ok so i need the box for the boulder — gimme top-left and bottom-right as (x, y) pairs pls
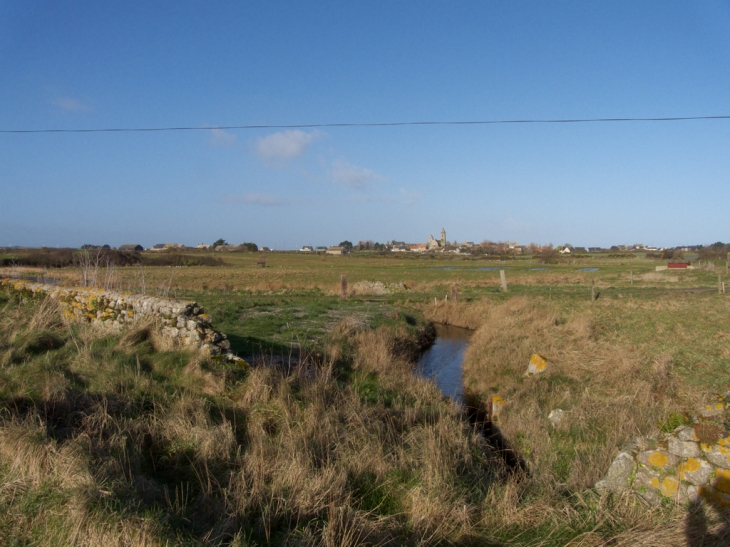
(524, 354), (548, 377)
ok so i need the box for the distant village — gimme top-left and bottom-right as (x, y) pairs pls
(81, 227), (706, 258)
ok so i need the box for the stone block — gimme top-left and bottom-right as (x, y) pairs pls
(678, 457), (714, 486)
(637, 450), (678, 471)
(676, 426), (699, 442)
(701, 438), (730, 469)
(595, 452), (635, 494)
(678, 482), (701, 504)
(668, 437), (701, 458)
(524, 354), (548, 377)
(650, 475), (680, 499)
(712, 468), (730, 494)
(700, 402), (726, 418)
(633, 466), (660, 490)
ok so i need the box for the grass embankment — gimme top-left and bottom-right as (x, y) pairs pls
(423, 289), (730, 545)
(2, 256), (730, 544)
(0, 292), (501, 546)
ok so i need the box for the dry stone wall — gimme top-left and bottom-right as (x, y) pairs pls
(1, 278), (231, 355)
(596, 396), (730, 507)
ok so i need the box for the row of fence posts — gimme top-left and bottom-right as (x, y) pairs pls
(339, 266), (730, 304)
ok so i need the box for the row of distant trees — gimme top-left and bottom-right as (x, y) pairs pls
(211, 239), (258, 252)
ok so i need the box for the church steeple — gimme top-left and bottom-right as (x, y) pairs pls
(440, 228), (446, 248)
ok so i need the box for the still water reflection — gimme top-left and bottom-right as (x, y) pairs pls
(417, 323), (472, 402)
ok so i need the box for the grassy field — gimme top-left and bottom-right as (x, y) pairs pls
(1, 251), (730, 545)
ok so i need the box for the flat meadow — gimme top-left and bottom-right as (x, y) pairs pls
(1, 249), (729, 545)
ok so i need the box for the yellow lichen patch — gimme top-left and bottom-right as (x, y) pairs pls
(648, 451), (670, 469)
(530, 354), (547, 371)
(650, 476), (679, 498)
(713, 469), (730, 494)
(718, 437), (730, 447)
(490, 396), (505, 418)
(678, 458), (702, 480)
(706, 403), (725, 413)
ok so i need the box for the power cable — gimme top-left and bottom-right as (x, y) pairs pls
(2, 115), (730, 134)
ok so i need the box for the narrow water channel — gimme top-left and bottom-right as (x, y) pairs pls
(417, 323), (472, 401)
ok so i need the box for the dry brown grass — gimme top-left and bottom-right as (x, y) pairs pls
(0, 295), (501, 546)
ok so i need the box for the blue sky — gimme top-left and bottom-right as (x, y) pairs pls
(1, 1), (729, 249)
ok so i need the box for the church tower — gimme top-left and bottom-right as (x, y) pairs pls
(440, 228), (446, 248)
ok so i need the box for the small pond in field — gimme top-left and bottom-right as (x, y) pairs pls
(417, 324), (473, 402)
(578, 268), (599, 272)
(1, 275), (61, 284)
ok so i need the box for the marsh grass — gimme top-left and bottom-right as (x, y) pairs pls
(0, 296), (504, 546)
(430, 291), (730, 545)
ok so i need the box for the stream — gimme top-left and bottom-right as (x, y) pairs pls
(417, 323), (472, 401)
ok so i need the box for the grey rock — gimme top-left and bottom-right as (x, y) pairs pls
(595, 452), (635, 494)
(548, 409), (566, 427)
(668, 437), (701, 458)
(633, 466), (660, 490)
(679, 457), (713, 486)
(636, 450), (679, 470)
(702, 444), (730, 469)
(676, 426), (698, 442)
(635, 488), (662, 506)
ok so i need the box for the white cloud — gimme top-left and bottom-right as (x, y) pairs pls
(210, 128), (236, 147)
(227, 192), (290, 206)
(52, 97), (92, 112)
(256, 130), (318, 159)
(331, 160), (383, 189)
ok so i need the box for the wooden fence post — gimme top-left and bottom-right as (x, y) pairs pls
(451, 283), (457, 301)
(591, 280), (596, 301)
(500, 270), (508, 292)
(719, 274), (723, 295)
(630, 271), (633, 285)
(340, 275), (347, 299)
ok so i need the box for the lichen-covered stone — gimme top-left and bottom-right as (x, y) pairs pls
(650, 475), (680, 499)
(0, 278), (230, 356)
(490, 396), (505, 419)
(700, 402), (726, 418)
(711, 468), (730, 494)
(668, 437), (701, 458)
(701, 438), (730, 469)
(524, 354), (548, 377)
(678, 457), (714, 486)
(637, 450), (678, 471)
(633, 466), (660, 490)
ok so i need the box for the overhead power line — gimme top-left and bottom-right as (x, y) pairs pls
(2, 115), (730, 134)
